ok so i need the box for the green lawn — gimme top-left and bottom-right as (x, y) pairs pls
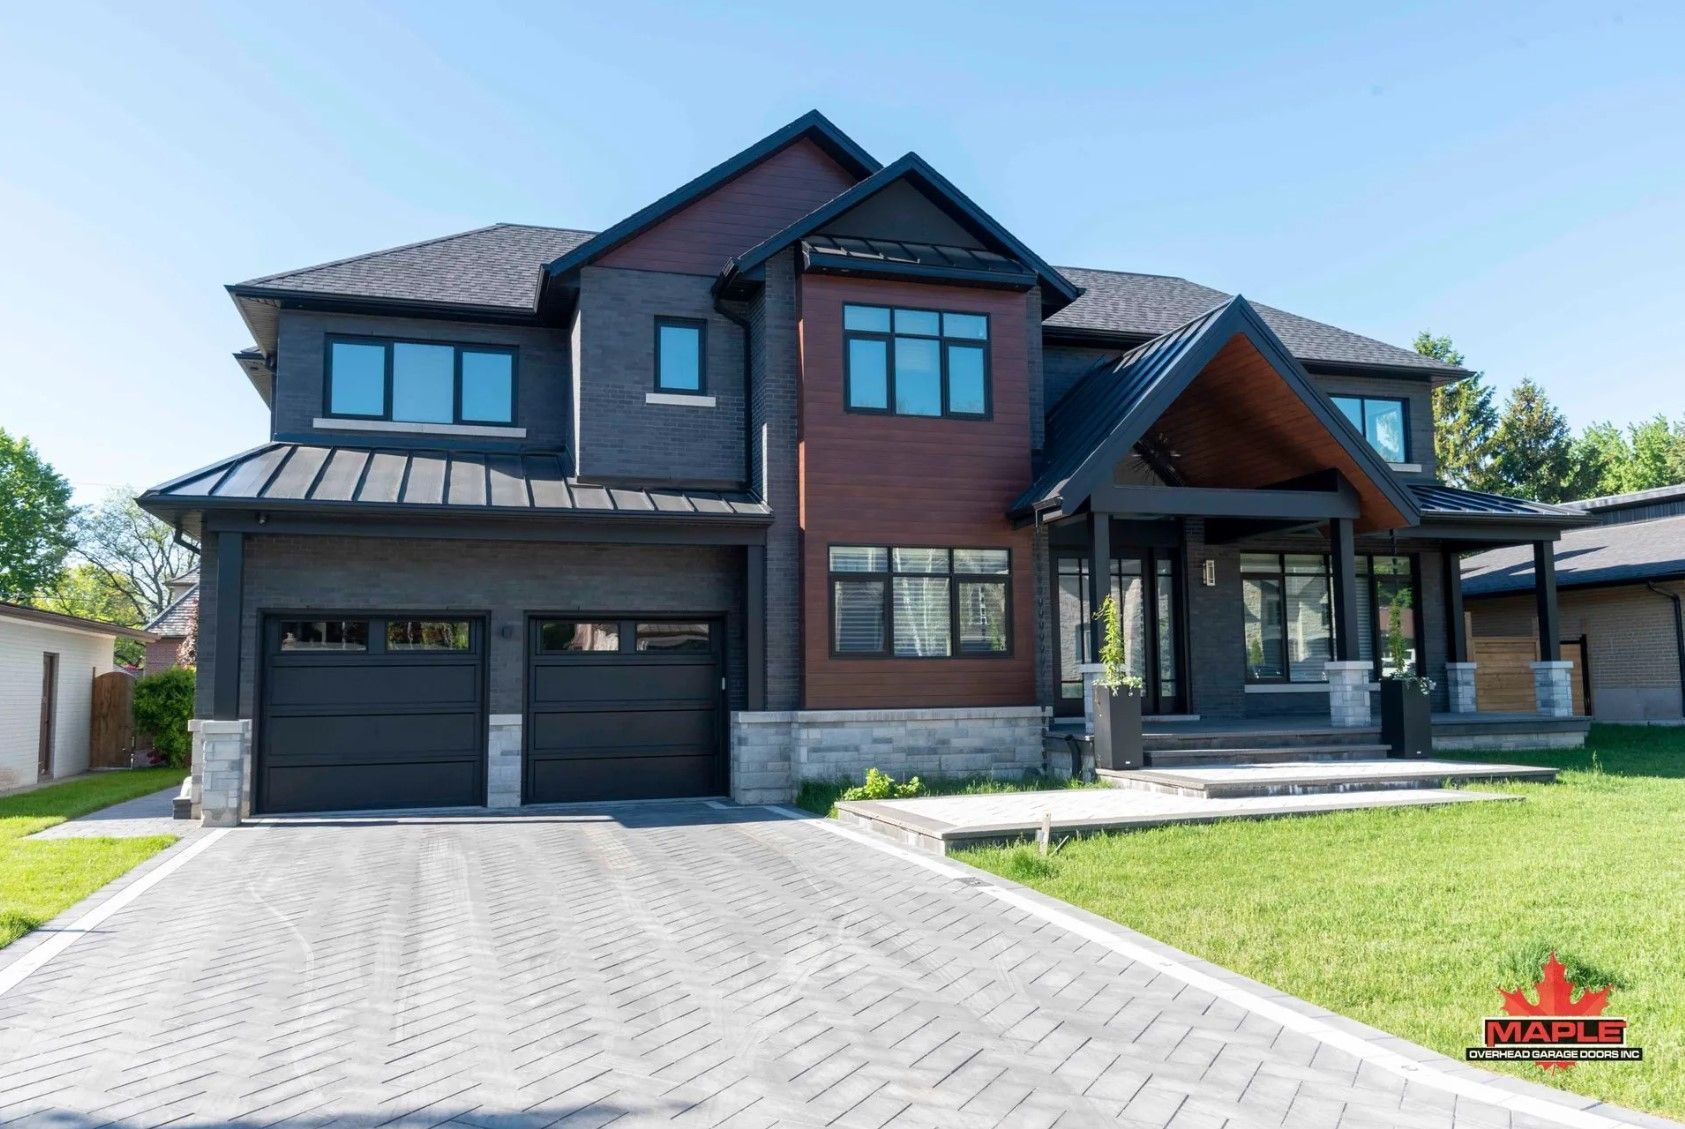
(796, 770), (1102, 818)
(955, 726), (1685, 1120)
(0, 768), (183, 949)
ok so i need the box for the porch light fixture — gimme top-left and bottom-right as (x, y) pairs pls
(1202, 559), (1217, 587)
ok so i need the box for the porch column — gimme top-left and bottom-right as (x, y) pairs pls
(1530, 539), (1573, 715)
(1328, 517), (1359, 662)
(1443, 551), (1478, 712)
(199, 530), (249, 826)
(1087, 510), (1110, 659)
(211, 531), (244, 720)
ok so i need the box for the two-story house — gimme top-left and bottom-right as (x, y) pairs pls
(140, 112), (1589, 824)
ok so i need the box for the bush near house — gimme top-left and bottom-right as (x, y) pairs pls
(133, 667), (195, 768)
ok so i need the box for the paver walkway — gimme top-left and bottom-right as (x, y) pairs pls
(0, 801), (1669, 1128)
(28, 785), (182, 840)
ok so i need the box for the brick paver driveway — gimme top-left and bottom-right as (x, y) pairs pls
(0, 802), (1663, 1129)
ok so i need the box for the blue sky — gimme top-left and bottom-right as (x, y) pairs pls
(2, 0), (1681, 502)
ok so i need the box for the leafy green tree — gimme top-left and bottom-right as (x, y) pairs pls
(1624, 415), (1680, 492)
(0, 429), (75, 600)
(1490, 379), (1576, 502)
(71, 489), (196, 623)
(1418, 333), (1499, 491)
(34, 563), (146, 665)
(1568, 422), (1629, 499)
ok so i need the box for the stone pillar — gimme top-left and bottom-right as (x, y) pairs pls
(1531, 661), (1575, 717)
(487, 715), (523, 808)
(730, 712), (795, 805)
(190, 718), (251, 827)
(1326, 661), (1373, 728)
(1444, 662), (1479, 713)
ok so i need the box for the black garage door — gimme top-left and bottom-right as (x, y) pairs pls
(525, 617), (724, 803)
(257, 614), (486, 814)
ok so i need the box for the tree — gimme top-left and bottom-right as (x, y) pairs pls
(1419, 333), (1499, 491)
(1490, 379), (1576, 502)
(1623, 415), (1681, 492)
(0, 429), (75, 600)
(1567, 422), (1629, 499)
(34, 563), (146, 665)
(71, 489), (197, 623)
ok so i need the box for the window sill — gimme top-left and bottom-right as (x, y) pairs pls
(646, 392), (716, 407)
(312, 417), (526, 439)
(1388, 462), (1423, 473)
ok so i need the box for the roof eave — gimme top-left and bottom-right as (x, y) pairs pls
(135, 492), (774, 528)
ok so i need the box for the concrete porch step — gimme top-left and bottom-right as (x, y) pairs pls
(1141, 726), (1379, 752)
(1145, 744), (1389, 767)
(1098, 758), (1559, 800)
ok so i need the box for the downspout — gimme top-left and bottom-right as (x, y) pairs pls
(1645, 581), (1685, 716)
(714, 298), (756, 497)
(172, 520), (202, 556)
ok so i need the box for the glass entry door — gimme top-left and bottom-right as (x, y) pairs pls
(1055, 549), (1184, 716)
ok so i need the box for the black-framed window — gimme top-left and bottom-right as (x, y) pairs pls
(1241, 553), (1334, 683)
(655, 318), (705, 393)
(533, 618), (715, 656)
(326, 336), (516, 425)
(842, 304), (990, 418)
(274, 617), (475, 655)
(1331, 395), (1409, 463)
(1357, 555), (1422, 677)
(830, 546), (1010, 657)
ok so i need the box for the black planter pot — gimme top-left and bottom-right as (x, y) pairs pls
(1380, 678), (1433, 758)
(1091, 684), (1144, 771)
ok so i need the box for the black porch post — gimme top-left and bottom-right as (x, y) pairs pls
(1444, 551), (1469, 664)
(745, 544), (766, 711)
(1329, 517), (1359, 662)
(1088, 510), (1111, 659)
(1534, 540), (1561, 662)
(211, 530), (244, 720)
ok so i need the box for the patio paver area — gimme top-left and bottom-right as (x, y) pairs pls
(0, 800), (1668, 1128)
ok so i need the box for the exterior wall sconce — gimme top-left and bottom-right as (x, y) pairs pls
(1202, 559), (1217, 587)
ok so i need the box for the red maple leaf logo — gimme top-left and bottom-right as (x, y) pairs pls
(1498, 953), (1612, 1070)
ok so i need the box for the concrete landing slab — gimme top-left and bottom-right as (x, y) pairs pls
(836, 784), (1522, 854)
(1107, 758), (1558, 799)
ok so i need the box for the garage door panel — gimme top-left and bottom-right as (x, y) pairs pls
(526, 753), (717, 803)
(264, 760), (482, 815)
(266, 664), (479, 709)
(266, 711), (482, 764)
(531, 662), (715, 703)
(530, 706), (715, 754)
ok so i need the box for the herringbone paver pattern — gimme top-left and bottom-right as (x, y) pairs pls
(0, 803), (1645, 1128)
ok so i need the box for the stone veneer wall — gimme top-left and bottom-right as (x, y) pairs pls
(730, 707), (1048, 806)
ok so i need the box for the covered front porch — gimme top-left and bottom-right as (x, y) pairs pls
(1015, 295), (1593, 741)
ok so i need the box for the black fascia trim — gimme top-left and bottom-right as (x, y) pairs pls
(1465, 569), (1685, 600)
(227, 285), (545, 325)
(802, 248), (1036, 291)
(193, 507), (770, 547)
(1042, 325), (1469, 383)
(719, 152), (1081, 312)
(142, 492), (772, 527)
(541, 110), (880, 282)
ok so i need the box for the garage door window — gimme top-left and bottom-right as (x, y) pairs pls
(278, 620), (370, 652)
(635, 623), (711, 653)
(538, 621), (620, 653)
(386, 620), (471, 651)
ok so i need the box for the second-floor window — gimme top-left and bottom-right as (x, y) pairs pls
(327, 337), (515, 426)
(655, 318), (705, 393)
(1331, 395), (1408, 463)
(843, 303), (989, 418)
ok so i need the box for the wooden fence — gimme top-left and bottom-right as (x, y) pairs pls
(1471, 635), (1588, 715)
(89, 670), (134, 769)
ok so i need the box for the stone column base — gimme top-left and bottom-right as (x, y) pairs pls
(189, 719), (252, 827)
(487, 714), (523, 808)
(1531, 660), (1575, 717)
(1445, 662), (1479, 713)
(1325, 661), (1373, 728)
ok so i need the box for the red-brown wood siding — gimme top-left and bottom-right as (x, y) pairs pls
(798, 274), (1037, 708)
(599, 140), (859, 276)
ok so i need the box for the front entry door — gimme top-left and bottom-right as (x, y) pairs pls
(1054, 549), (1185, 716)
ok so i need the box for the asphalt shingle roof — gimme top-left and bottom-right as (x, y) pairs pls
(145, 585), (199, 637)
(236, 224), (595, 311)
(233, 226), (1460, 374)
(1462, 513), (1685, 596)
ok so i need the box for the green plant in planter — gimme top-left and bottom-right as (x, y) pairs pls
(1382, 588), (1434, 696)
(1092, 593), (1144, 695)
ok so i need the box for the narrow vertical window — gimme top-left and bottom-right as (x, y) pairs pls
(655, 319), (705, 393)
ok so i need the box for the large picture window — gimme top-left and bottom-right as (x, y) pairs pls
(830, 546), (1010, 657)
(842, 304), (990, 418)
(1331, 395), (1409, 463)
(1242, 553), (1333, 683)
(326, 336), (516, 425)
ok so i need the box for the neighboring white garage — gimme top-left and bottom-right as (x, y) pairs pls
(0, 602), (156, 791)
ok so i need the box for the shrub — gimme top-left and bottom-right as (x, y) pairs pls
(839, 767), (925, 802)
(133, 667), (195, 768)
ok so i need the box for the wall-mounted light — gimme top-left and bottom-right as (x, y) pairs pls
(1202, 559), (1217, 588)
